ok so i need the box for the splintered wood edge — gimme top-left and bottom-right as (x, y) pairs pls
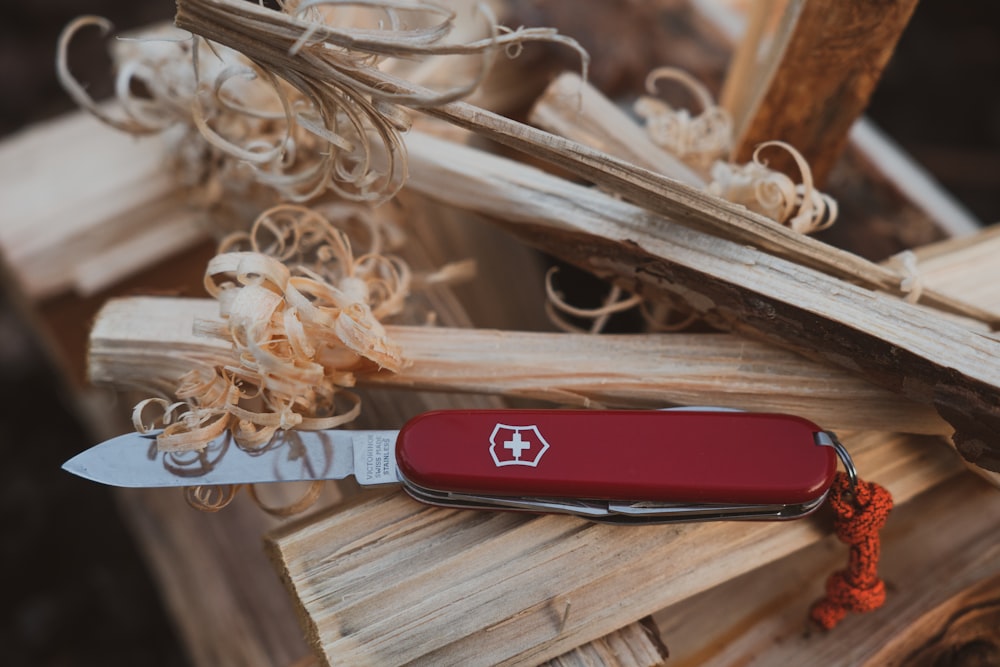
(528, 71), (705, 188)
(262, 489), (394, 667)
(540, 618), (669, 667)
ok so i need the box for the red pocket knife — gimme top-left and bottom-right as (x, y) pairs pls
(63, 409), (853, 523)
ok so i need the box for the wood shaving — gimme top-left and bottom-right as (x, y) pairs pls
(132, 204), (410, 454)
(639, 300), (701, 333)
(59, 2), (587, 207)
(544, 267), (697, 334)
(632, 67), (837, 234)
(885, 250), (926, 304)
(544, 267), (641, 334)
(634, 67), (732, 169)
(184, 484), (241, 512)
(707, 141), (838, 234)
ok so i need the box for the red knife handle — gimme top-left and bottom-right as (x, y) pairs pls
(395, 410), (837, 505)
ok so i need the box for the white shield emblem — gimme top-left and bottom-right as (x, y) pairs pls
(489, 424), (550, 467)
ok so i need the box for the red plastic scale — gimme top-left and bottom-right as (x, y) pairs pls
(395, 409), (838, 518)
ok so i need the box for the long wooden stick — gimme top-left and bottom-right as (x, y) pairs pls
(87, 296), (948, 436)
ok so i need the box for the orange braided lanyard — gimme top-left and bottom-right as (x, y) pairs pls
(809, 471), (894, 630)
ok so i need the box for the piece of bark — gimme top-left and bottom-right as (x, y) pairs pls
(265, 429), (961, 667)
(726, 0), (920, 186)
(655, 470), (1000, 666)
(86, 296), (949, 437)
(396, 131), (1000, 470)
(173, 0), (995, 328)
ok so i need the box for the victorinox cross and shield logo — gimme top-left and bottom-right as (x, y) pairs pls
(489, 423), (550, 467)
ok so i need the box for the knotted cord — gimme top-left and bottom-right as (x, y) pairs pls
(810, 471), (894, 630)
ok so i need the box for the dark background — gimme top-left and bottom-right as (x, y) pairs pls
(1, 2), (998, 665)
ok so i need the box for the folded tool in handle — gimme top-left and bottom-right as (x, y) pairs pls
(395, 409), (847, 524)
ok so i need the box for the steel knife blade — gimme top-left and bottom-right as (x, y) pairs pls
(62, 428), (402, 488)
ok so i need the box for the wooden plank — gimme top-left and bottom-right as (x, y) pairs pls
(399, 131), (1000, 471)
(265, 430), (961, 666)
(909, 223), (1000, 315)
(654, 471), (1000, 666)
(87, 296), (948, 437)
(0, 110), (206, 299)
(727, 0), (920, 186)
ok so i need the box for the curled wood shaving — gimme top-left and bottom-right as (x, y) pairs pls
(132, 204), (409, 455)
(58, 2), (587, 205)
(544, 267), (642, 334)
(247, 480), (326, 518)
(544, 267), (697, 334)
(885, 250), (926, 304)
(184, 484), (241, 512)
(632, 67), (838, 234)
(707, 141), (838, 234)
(639, 300), (701, 333)
(634, 67), (732, 168)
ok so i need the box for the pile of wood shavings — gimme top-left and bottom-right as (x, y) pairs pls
(59, 1), (587, 208)
(634, 66), (837, 234)
(132, 204), (410, 454)
(634, 67), (732, 169)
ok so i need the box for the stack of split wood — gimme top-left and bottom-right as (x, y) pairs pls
(3, 1), (998, 665)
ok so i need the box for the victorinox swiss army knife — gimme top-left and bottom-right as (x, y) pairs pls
(63, 409), (855, 523)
